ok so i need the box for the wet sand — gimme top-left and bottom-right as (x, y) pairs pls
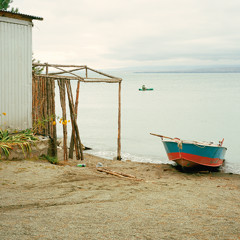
(0, 153), (240, 240)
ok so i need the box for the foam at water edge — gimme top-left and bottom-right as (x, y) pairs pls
(87, 150), (240, 174)
(87, 149), (172, 165)
(222, 162), (240, 174)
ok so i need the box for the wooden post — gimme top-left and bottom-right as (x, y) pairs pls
(69, 80), (81, 159)
(58, 79), (68, 161)
(85, 67), (88, 78)
(41, 78), (48, 135)
(117, 81), (122, 160)
(50, 78), (57, 157)
(65, 81), (84, 160)
(32, 74), (36, 130)
(45, 63), (48, 75)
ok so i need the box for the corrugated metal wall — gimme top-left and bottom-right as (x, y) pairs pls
(0, 17), (32, 130)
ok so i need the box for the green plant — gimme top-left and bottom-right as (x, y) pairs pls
(32, 114), (71, 135)
(0, 128), (38, 158)
(32, 55), (44, 75)
(0, 0), (18, 12)
(40, 154), (59, 165)
(0, 0), (12, 10)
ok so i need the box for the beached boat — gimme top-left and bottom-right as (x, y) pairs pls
(150, 133), (227, 169)
(139, 88), (154, 91)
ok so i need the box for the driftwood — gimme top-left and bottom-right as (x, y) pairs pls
(97, 168), (142, 181)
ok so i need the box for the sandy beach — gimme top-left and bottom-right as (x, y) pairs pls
(0, 152), (240, 240)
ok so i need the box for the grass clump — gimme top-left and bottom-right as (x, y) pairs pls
(40, 154), (59, 165)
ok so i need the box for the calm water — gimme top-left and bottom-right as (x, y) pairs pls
(56, 72), (240, 174)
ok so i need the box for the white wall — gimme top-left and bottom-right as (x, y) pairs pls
(0, 16), (32, 130)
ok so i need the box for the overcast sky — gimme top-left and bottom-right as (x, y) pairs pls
(14, 0), (240, 69)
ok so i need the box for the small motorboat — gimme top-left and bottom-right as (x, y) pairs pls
(139, 88), (154, 91)
(139, 84), (153, 91)
(150, 133), (227, 169)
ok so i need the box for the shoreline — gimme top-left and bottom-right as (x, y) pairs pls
(1, 152), (240, 239)
(81, 149), (240, 175)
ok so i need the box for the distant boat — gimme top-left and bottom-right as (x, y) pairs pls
(139, 85), (153, 91)
(139, 88), (154, 91)
(150, 133), (227, 169)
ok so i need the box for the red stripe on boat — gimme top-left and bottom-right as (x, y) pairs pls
(167, 152), (224, 167)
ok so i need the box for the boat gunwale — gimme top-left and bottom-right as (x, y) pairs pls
(162, 139), (227, 150)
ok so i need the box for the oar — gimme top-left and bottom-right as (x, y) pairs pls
(150, 133), (174, 140)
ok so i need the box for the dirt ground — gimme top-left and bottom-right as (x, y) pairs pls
(0, 153), (240, 240)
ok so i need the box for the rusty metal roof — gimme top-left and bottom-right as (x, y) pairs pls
(0, 10), (43, 21)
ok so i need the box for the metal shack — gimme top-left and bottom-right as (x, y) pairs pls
(0, 10), (43, 130)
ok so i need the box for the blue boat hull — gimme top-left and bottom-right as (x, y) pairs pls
(162, 140), (227, 168)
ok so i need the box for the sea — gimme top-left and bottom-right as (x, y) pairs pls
(55, 71), (240, 174)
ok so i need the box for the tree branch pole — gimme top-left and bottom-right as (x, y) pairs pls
(58, 80), (68, 161)
(117, 81), (122, 160)
(65, 81), (84, 160)
(69, 80), (81, 159)
(50, 78), (57, 157)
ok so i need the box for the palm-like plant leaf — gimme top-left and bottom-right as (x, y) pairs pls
(0, 128), (38, 158)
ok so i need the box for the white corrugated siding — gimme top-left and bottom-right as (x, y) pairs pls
(0, 17), (32, 130)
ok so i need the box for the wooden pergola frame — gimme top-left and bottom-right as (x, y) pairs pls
(33, 63), (122, 160)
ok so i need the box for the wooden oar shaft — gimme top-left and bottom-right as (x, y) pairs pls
(150, 133), (174, 140)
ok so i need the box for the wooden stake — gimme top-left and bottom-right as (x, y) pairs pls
(50, 79), (57, 157)
(65, 80), (84, 160)
(58, 79), (68, 161)
(69, 80), (81, 159)
(66, 82), (79, 159)
(117, 81), (122, 160)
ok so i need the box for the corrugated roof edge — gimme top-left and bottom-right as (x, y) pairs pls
(0, 10), (43, 21)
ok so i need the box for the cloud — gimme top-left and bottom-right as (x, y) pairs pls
(15, 0), (240, 69)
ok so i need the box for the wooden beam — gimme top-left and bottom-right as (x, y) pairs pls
(54, 66), (85, 80)
(36, 74), (83, 81)
(86, 66), (122, 80)
(36, 74), (121, 83)
(49, 67), (85, 75)
(83, 79), (121, 83)
(33, 63), (87, 68)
